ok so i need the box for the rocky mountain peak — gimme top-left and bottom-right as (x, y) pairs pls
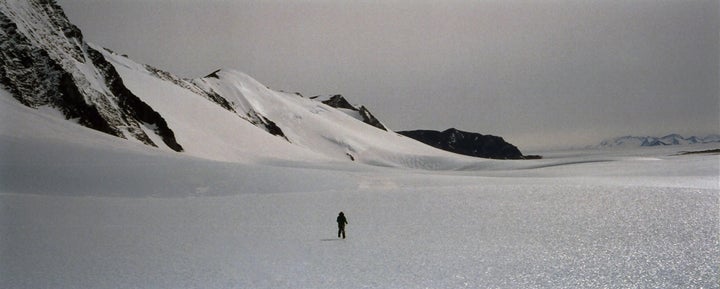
(312, 94), (387, 131)
(0, 0), (183, 151)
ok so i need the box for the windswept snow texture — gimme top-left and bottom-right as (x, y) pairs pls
(1, 89), (719, 288)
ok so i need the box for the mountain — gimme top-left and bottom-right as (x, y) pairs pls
(0, 0), (183, 151)
(0, 0), (498, 169)
(598, 134), (720, 148)
(0, 0), (534, 168)
(398, 128), (532, 160)
(310, 94), (388, 131)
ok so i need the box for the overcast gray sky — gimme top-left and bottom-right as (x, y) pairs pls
(57, 0), (719, 151)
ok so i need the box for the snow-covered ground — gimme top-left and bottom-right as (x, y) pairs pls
(1, 90), (718, 288)
(2, 1), (717, 287)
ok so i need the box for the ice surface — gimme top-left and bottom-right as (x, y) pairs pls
(2, 87), (719, 288)
(3, 184), (717, 289)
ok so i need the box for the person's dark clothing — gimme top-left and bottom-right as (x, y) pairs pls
(337, 212), (348, 239)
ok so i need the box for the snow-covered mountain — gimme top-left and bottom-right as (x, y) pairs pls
(598, 134), (720, 148)
(310, 94), (388, 131)
(2, 2), (718, 288)
(0, 0), (183, 151)
(0, 0), (512, 168)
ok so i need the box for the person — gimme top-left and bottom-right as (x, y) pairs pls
(337, 211), (348, 239)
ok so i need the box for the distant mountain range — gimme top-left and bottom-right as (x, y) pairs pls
(598, 134), (720, 148)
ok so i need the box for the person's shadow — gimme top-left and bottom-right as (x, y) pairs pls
(320, 238), (343, 242)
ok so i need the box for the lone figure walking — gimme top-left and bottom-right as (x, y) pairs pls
(337, 212), (348, 239)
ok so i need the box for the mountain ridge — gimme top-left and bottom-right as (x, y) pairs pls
(0, 0), (183, 151)
(0, 0), (532, 168)
(310, 94), (388, 131)
(598, 134), (720, 148)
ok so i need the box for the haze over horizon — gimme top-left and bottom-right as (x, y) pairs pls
(57, 0), (719, 151)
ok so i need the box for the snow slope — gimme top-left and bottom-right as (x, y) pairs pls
(95, 50), (328, 164)
(1, 87), (718, 288)
(102, 48), (521, 169)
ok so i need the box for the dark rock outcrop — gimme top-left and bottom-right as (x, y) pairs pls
(357, 106), (386, 131)
(246, 110), (289, 141)
(316, 94), (388, 131)
(321, 94), (356, 111)
(0, 0), (183, 151)
(0, 10), (118, 137)
(398, 128), (528, 160)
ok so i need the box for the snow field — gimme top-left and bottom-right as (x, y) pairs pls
(2, 2), (719, 287)
(1, 70), (719, 288)
(2, 179), (718, 288)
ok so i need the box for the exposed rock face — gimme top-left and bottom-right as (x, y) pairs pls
(320, 94), (356, 111)
(245, 109), (288, 140)
(398, 128), (526, 159)
(357, 106), (386, 131)
(0, 8), (116, 136)
(0, 0), (183, 151)
(315, 94), (388, 131)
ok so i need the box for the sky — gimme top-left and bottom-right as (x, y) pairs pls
(56, 0), (719, 151)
